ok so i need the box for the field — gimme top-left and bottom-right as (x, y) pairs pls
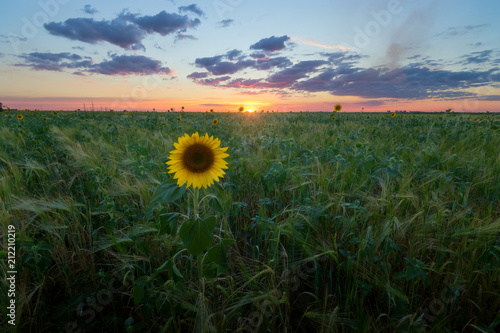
(1, 110), (499, 332)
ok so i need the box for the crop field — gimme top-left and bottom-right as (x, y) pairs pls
(1, 110), (499, 332)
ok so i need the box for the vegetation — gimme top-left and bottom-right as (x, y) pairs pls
(0, 110), (499, 332)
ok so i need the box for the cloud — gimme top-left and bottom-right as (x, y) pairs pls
(435, 24), (490, 39)
(461, 50), (493, 65)
(89, 54), (172, 75)
(44, 17), (146, 50)
(263, 60), (327, 88)
(128, 10), (200, 36)
(219, 19), (234, 28)
(291, 36), (349, 51)
(178, 4), (204, 17)
(250, 35), (290, 53)
(176, 33), (197, 41)
(253, 57), (292, 70)
(44, 10), (201, 50)
(226, 49), (242, 60)
(0, 34), (28, 43)
(187, 72), (209, 79)
(16, 52), (171, 76)
(82, 5), (98, 15)
(17, 52), (92, 71)
(293, 64), (500, 99)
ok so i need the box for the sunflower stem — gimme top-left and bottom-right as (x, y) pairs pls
(193, 188), (200, 219)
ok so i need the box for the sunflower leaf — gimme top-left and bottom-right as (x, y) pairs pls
(179, 217), (216, 256)
(150, 180), (186, 206)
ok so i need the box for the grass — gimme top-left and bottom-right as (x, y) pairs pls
(0, 110), (499, 332)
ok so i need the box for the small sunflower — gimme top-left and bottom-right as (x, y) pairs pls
(391, 112), (396, 118)
(212, 119), (218, 126)
(334, 104), (342, 112)
(17, 114), (24, 120)
(331, 115), (335, 121)
(166, 132), (229, 189)
(179, 116), (182, 121)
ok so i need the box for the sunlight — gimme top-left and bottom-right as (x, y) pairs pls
(246, 109), (255, 113)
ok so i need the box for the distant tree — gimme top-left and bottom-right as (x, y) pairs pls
(238, 106), (244, 112)
(0, 102), (3, 111)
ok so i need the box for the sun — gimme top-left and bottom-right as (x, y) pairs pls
(246, 109), (255, 113)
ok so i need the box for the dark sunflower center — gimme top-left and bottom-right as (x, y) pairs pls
(182, 143), (215, 173)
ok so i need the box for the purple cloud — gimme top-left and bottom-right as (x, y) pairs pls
(250, 35), (290, 53)
(44, 10), (201, 50)
(90, 54), (171, 75)
(44, 17), (146, 50)
(17, 52), (172, 76)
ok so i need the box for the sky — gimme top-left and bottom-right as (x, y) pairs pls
(1, 0), (500, 112)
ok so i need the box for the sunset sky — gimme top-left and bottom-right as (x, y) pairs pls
(1, 0), (499, 112)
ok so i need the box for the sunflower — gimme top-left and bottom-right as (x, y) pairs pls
(166, 132), (229, 189)
(391, 112), (396, 118)
(17, 114), (24, 120)
(212, 119), (218, 126)
(331, 115), (335, 121)
(334, 104), (342, 112)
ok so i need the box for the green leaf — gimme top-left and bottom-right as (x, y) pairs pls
(124, 317), (134, 327)
(158, 212), (180, 236)
(179, 217), (216, 256)
(149, 180), (186, 207)
(209, 196), (225, 214)
(133, 284), (144, 304)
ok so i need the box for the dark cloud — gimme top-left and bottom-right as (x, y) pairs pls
(89, 54), (171, 75)
(44, 17), (146, 50)
(253, 57), (292, 70)
(128, 10), (200, 36)
(219, 19), (234, 28)
(226, 49), (242, 60)
(195, 76), (231, 86)
(250, 35), (290, 53)
(209, 60), (254, 75)
(294, 64), (500, 99)
(44, 10), (200, 50)
(187, 72), (209, 79)
(266, 60), (327, 87)
(189, 44), (500, 101)
(82, 5), (97, 15)
(461, 50), (493, 65)
(178, 4), (204, 17)
(16, 52), (171, 76)
(17, 52), (92, 71)
(195, 55), (224, 68)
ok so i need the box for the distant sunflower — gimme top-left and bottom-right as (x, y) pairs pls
(17, 114), (23, 120)
(391, 112), (396, 118)
(331, 115), (335, 121)
(334, 104), (342, 112)
(166, 132), (229, 189)
(212, 119), (218, 126)
(179, 116), (182, 121)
